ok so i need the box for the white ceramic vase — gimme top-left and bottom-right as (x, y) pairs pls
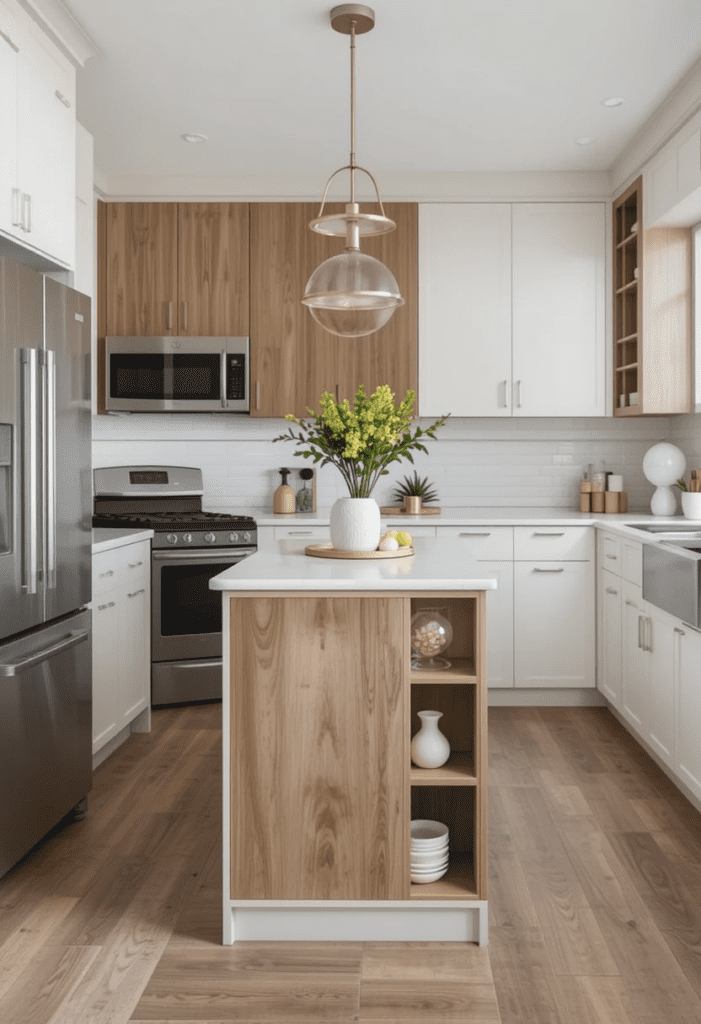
(410, 710), (451, 769)
(329, 497), (381, 552)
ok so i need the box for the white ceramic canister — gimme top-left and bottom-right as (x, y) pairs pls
(329, 497), (381, 552)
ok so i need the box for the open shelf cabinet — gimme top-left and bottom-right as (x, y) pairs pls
(408, 594), (488, 902)
(613, 176), (641, 415)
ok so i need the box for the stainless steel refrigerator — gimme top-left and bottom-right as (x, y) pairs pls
(0, 258), (92, 879)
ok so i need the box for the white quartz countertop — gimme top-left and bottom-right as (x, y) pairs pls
(92, 528), (154, 554)
(225, 505), (600, 526)
(209, 537), (499, 592)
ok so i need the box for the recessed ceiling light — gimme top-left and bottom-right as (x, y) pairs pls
(576, 136), (594, 146)
(181, 133), (207, 143)
(602, 97), (624, 107)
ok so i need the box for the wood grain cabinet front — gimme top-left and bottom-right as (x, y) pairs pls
(100, 201), (249, 338)
(249, 202), (418, 418)
(227, 590), (487, 907)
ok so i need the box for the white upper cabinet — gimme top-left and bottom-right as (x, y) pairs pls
(0, 0), (75, 268)
(419, 204), (512, 417)
(645, 111), (701, 228)
(512, 203), (605, 417)
(419, 202), (605, 417)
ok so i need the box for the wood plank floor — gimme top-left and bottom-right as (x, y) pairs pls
(1, 704), (701, 1023)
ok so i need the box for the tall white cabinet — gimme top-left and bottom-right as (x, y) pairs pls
(0, 0), (76, 268)
(419, 202), (605, 417)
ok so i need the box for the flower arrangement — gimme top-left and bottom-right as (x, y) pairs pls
(274, 385), (449, 499)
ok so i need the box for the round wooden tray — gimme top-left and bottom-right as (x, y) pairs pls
(305, 543), (415, 560)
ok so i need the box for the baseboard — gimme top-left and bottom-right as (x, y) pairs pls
(488, 688), (605, 707)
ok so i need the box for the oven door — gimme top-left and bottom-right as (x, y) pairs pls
(151, 547), (255, 663)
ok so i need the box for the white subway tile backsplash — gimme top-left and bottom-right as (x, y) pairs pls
(91, 414), (670, 513)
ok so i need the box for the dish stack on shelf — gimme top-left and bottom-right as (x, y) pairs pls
(410, 819), (449, 883)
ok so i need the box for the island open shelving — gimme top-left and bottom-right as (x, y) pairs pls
(211, 540), (494, 945)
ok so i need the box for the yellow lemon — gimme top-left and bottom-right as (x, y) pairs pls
(395, 530), (412, 547)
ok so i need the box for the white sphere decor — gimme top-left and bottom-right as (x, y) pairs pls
(642, 442), (686, 516)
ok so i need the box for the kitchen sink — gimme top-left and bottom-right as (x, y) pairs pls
(627, 522), (701, 539)
(643, 537), (701, 627)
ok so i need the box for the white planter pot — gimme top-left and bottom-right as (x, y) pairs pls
(329, 497), (381, 552)
(682, 492), (701, 520)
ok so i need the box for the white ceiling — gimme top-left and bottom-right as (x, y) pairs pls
(65, 0), (701, 184)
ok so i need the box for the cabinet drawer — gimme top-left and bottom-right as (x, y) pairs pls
(93, 540), (150, 597)
(598, 532), (622, 575)
(382, 524), (436, 537)
(437, 526), (513, 560)
(514, 526), (593, 561)
(273, 526), (330, 542)
(622, 540), (643, 587)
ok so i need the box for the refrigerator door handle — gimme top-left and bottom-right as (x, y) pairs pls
(0, 628), (89, 677)
(43, 350), (57, 589)
(20, 348), (39, 595)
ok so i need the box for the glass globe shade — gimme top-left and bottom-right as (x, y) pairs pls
(642, 442), (686, 487)
(302, 250), (404, 338)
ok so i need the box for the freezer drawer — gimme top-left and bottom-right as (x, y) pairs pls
(0, 610), (92, 878)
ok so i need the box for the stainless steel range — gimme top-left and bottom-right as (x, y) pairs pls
(93, 466), (256, 706)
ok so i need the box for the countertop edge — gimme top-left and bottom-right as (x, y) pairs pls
(92, 528), (154, 554)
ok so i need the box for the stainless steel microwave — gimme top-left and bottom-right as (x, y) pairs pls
(105, 336), (249, 413)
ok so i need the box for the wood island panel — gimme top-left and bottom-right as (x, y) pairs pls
(229, 595), (410, 900)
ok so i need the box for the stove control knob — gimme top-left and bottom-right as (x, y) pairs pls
(166, 533), (178, 545)
(228, 532), (239, 543)
(182, 533), (193, 544)
(243, 532), (252, 544)
(204, 532), (217, 544)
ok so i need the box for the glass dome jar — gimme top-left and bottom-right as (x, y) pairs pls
(410, 607), (453, 671)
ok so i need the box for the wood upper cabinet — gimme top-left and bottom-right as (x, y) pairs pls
(250, 202), (417, 418)
(612, 177), (691, 415)
(102, 202), (249, 337)
(177, 203), (249, 335)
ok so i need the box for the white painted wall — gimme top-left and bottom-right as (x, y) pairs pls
(92, 414), (667, 514)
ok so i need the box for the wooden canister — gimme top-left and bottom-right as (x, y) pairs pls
(604, 491), (620, 514)
(591, 491), (605, 513)
(619, 491), (629, 513)
(579, 492), (591, 513)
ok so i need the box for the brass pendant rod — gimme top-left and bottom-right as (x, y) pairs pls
(349, 18), (356, 204)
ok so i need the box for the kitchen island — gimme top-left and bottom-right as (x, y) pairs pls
(210, 537), (497, 945)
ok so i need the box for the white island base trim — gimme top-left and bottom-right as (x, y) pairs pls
(223, 900), (489, 946)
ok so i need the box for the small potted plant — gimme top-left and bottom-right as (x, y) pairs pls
(392, 471), (439, 514)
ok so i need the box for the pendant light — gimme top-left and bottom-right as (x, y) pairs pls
(301, 4), (404, 338)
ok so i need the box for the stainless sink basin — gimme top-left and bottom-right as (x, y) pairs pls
(643, 538), (701, 626)
(627, 522), (701, 539)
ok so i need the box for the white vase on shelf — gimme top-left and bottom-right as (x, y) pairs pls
(411, 710), (451, 769)
(329, 497), (381, 552)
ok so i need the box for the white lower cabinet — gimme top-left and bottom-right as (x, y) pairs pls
(92, 539), (151, 758)
(514, 561), (595, 688)
(598, 568), (622, 707)
(676, 624), (701, 801)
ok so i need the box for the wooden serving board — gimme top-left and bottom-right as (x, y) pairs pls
(305, 543), (415, 560)
(380, 506), (441, 516)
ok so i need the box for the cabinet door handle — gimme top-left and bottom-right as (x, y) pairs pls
(97, 601), (116, 611)
(54, 89), (71, 108)
(533, 567), (564, 573)
(335, 384), (340, 402)
(21, 193), (31, 233)
(500, 380), (508, 408)
(127, 588), (145, 598)
(11, 188), (21, 228)
(288, 530), (314, 536)
(182, 300), (188, 331)
(533, 531), (565, 537)
(255, 381), (260, 411)
(645, 617), (652, 653)
(167, 301), (173, 330)
(637, 614), (642, 649)
(674, 627), (686, 636)
(98, 569), (115, 578)
(605, 553), (618, 560)
(0, 28), (19, 52)
(128, 561), (144, 568)
(605, 586), (618, 595)
(459, 532), (491, 537)
(514, 379), (522, 408)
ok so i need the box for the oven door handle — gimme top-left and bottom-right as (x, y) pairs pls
(152, 547), (256, 562)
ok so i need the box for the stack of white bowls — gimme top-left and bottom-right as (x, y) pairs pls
(411, 819), (449, 883)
